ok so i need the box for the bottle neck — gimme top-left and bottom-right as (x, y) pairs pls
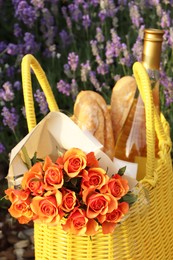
(142, 28), (164, 71)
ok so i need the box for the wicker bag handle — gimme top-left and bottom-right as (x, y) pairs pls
(21, 54), (59, 132)
(133, 62), (172, 185)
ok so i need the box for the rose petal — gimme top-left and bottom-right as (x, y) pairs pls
(102, 221), (116, 234)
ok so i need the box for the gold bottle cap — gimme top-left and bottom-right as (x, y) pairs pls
(142, 28), (164, 70)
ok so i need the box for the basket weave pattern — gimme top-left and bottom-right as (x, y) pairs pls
(21, 54), (173, 260)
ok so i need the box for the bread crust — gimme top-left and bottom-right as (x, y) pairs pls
(110, 76), (137, 144)
(73, 90), (115, 160)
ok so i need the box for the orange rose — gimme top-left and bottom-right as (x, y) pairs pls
(30, 191), (63, 224)
(8, 198), (33, 223)
(21, 162), (44, 196)
(106, 202), (129, 223)
(44, 166), (64, 190)
(101, 202), (129, 234)
(101, 222), (116, 234)
(5, 188), (30, 203)
(62, 148), (87, 178)
(83, 189), (118, 219)
(60, 188), (77, 212)
(86, 152), (99, 167)
(62, 207), (88, 235)
(81, 167), (109, 190)
(43, 156), (64, 190)
(18, 209), (34, 224)
(107, 175), (129, 199)
(85, 218), (99, 236)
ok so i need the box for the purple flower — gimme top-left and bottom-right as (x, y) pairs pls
(120, 44), (133, 67)
(31, 0), (44, 9)
(99, 0), (116, 18)
(98, 10), (107, 22)
(118, 0), (127, 5)
(71, 79), (78, 100)
(110, 29), (123, 57)
(148, 0), (159, 6)
(14, 23), (22, 38)
(160, 70), (173, 106)
(1, 107), (19, 131)
(89, 71), (101, 91)
(0, 143), (5, 154)
(14, 81), (21, 90)
(68, 3), (82, 22)
(96, 27), (105, 43)
(64, 63), (72, 77)
(90, 40), (99, 56)
(97, 63), (109, 75)
(128, 2), (144, 28)
(23, 32), (40, 54)
(14, 0), (38, 27)
(132, 37), (143, 62)
(6, 66), (15, 78)
(34, 89), (48, 115)
(0, 41), (7, 52)
(82, 14), (91, 29)
(161, 11), (171, 28)
(59, 30), (72, 47)
(6, 43), (18, 56)
(68, 52), (79, 72)
(80, 61), (91, 82)
(57, 80), (71, 96)
(0, 82), (14, 102)
(105, 41), (114, 64)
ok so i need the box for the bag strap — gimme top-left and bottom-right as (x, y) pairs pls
(21, 54), (59, 132)
(133, 62), (172, 185)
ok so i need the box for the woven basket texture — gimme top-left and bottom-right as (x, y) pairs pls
(21, 55), (173, 260)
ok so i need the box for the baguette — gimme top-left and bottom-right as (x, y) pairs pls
(110, 76), (137, 144)
(72, 90), (115, 160)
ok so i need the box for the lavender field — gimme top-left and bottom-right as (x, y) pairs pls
(0, 0), (173, 177)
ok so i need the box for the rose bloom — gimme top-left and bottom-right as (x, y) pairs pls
(17, 209), (34, 224)
(86, 152), (99, 167)
(61, 148), (87, 178)
(100, 202), (129, 234)
(30, 190), (63, 224)
(97, 201), (129, 224)
(106, 174), (129, 199)
(8, 198), (33, 224)
(62, 207), (98, 236)
(5, 188), (30, 203)
(60, 188), (77, 212)
(21, 162), (44, 196)
(81, 167), (109, 190)
(83, 188), (118, 219)
(43, 156), (64, 190)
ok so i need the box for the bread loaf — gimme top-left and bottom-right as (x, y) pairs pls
(72, 90), (115, 160)
(110, 76), (137, 144)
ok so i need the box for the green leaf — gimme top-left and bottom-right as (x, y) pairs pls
(31, 152), (37, 165)
(121, 192), (137, 205)
(118, 166), (126, 176)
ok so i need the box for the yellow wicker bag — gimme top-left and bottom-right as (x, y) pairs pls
(21, 54), (173, 260)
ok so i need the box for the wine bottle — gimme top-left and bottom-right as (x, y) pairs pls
(112, 28), (164, 181)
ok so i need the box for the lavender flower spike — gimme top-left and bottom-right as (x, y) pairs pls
(68, 52), (79, 72)
(1, 107), (19, 132)
(0, 143), (5, 154)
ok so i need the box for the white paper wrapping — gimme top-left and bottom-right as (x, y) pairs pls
(7, 111), (137, 189)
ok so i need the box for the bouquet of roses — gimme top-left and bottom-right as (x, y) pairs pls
(5, 147), (136, 236)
